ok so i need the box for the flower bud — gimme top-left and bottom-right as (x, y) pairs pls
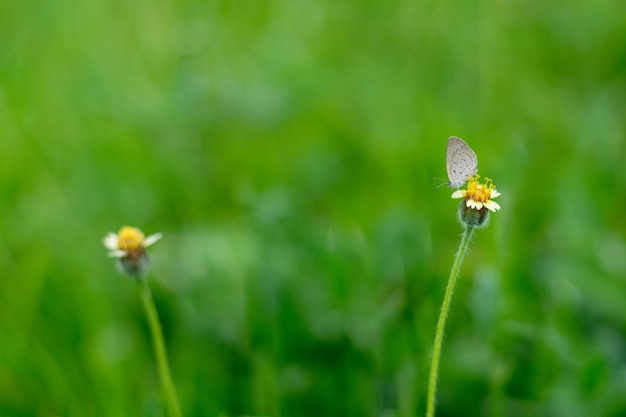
(458, 199), (490, 227)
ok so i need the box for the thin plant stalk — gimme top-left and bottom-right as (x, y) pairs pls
(138, 277), (183, 417)
(426, 225), (474, 417)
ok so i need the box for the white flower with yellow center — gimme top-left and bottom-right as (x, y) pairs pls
(103, 226), (162, 278)
(451, 175), (501, 212)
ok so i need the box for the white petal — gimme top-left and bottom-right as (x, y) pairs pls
(103, 233), (119, 250)
(467, 200), (483, 209)
(451, 190), (466, 199)
(485, 201), (501, 212)
(491, 190), (501, 198)
(107, 250), (128, 258)
(144, 232), (163, 247)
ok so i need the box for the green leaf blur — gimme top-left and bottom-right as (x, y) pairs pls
(1, 1), (625, 416)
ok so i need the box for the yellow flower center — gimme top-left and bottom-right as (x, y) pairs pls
(117, 226), (145, 251)
(466, 175), (496, 203)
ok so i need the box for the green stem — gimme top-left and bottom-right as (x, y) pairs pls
(426, 225), (474, 417)
(139, 278), (183, 417)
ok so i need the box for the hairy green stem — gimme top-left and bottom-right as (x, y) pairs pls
(139, 278), (182, 417)
(426, 225), (474, 417)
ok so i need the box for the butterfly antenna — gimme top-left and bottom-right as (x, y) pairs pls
(430, 177), (448, 190)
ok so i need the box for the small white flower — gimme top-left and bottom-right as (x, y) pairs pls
(451, 175), (501, 213)
(103, 226), (162, 278)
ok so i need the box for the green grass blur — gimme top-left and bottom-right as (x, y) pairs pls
(1, 1), (626, 416)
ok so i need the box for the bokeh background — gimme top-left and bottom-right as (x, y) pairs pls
(1, 1), (626, 416)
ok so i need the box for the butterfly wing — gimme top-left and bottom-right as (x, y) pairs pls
(446, 136), (478, 188)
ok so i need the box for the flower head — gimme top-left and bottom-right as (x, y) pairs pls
(451, 175), (501, 227)
(103, 226), (162, 278)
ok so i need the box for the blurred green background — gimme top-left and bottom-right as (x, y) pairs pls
(1, 0), (626, 416)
